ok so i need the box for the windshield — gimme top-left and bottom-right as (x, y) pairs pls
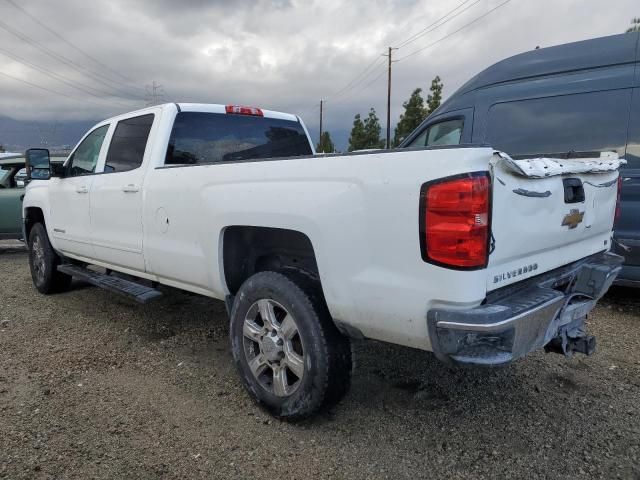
(165, 112), (312, 165)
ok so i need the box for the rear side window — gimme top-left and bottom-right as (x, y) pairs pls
(486, 90), (631, 157)
(105, 114), (154, 173)
(409, 118), (463, 147)
(165, 112), (312, 165)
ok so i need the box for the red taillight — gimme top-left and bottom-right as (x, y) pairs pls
(420, 173), (491, 269)
(614, 174), (623, 223)
(225, 105), (263, 116)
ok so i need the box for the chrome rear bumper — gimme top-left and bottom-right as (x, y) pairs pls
(427, 251), (623, 366)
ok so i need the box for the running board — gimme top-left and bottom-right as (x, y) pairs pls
(57, 264), (162, 304)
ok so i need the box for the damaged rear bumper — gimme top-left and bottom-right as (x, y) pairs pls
(427, 251), (623, 366)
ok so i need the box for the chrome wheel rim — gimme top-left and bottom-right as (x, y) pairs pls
(32, 236), (46, 281)
(242, 299), (305, 397)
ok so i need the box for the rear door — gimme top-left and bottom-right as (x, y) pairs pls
(614, 87), (640, 275)
(89, 113), (155, 272)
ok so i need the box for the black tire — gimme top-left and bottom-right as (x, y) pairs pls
(28, 223), (71, 294)
(230, 271), (352, 420)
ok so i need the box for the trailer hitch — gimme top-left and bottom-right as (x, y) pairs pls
(544, 316), (596, 357)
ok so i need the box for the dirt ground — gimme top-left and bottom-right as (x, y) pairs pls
(1, 250), (639, 479)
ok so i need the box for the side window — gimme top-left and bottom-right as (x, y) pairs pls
(486, 90), (631, 158)
(104, 114), (154, 173)
(408, 118), (463, 147)
(66, 125), (109, 177)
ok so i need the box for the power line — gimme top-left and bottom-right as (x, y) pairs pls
(328, 60), (387, 103)
(327, 0), (479, 106)
(296, 103), (321, 125)
(0, 70), (124, 110)
(0, 48), (133, 109)
(396, 0), (514, 62)
(327, 56), (385, 101)
(360, 67), (388, 90)
(394, 0), (482, 49)
(0, 18), (142, 100)
(3, 0), (138, 87)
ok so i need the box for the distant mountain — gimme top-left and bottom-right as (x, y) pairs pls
(0, 116), (97, 151)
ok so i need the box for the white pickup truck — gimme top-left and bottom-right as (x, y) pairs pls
(23, 103), (623, 419)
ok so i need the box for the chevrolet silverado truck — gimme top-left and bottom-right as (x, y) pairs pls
(22, 103), (624, 419)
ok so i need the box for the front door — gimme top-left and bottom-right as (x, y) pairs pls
(49, 124), (109, 258)
(89, 113), (155, 272)
(0, 165), (24, 238)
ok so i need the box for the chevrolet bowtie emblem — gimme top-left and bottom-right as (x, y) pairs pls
(562, 208), (584, 229)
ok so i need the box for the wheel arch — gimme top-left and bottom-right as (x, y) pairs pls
(221, 225), (321, 296)
(24, 206), (45, 240)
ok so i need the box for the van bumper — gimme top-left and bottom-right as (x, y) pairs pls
(427, 251), (623, 366)
(613, 264), (640, 288)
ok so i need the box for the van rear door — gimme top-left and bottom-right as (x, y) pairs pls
(612, 87), (640, 284)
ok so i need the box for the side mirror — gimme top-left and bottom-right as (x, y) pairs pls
(25, 148), (51, 181)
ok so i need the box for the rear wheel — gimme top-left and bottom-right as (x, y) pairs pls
(28, 223), (71, 294)
(230, 271), (352, 420)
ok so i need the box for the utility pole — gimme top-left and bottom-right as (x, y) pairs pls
(384, 47), (397, 149)
(318, 100), (323, 152)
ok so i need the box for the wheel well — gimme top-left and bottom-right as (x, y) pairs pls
(24, 207), (45, 240)
(223, 226), (320, 295)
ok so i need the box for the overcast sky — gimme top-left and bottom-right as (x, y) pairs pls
(0, 0), (638, 149)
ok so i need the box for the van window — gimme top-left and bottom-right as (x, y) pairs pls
(165, 112), (312, 165)
(105, 114), (154, 173)
(408, 118), (463, 148)
(486, 90), (630, 158)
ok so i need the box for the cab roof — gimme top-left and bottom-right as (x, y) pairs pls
(101, 103), (301, 124)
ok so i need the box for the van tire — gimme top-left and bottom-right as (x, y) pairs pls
(229, 271), (352, 420)
(28, 223), (71, 294)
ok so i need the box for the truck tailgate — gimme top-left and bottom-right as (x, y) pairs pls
(487, 152), (621, 291)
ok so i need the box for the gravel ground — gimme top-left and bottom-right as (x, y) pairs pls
(1, 251), (639, 480)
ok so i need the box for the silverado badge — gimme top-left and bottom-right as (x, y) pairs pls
(562, 209), (584, 229)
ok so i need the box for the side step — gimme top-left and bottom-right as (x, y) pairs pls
(57, 264), (162, 304)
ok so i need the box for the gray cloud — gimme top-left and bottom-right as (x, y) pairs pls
(0, 0), (637, 149)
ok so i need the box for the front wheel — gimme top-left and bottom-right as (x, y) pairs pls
(230, 271), (352, 420)
(28, 223), (71, 294)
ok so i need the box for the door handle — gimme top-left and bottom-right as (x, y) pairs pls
(75, 186), (88, 194)
(122, 184), (140, 193)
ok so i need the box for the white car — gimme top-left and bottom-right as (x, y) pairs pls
(22, 103), (623, 419)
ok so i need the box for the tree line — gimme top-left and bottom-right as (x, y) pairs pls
(316, 75), (443, 153)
